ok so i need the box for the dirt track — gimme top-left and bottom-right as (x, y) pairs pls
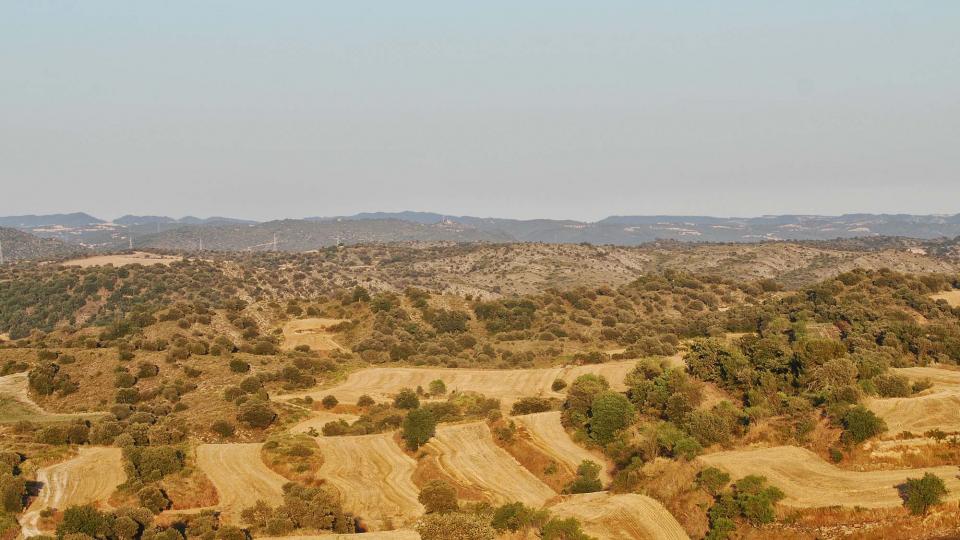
(550, 492), (689, 540)
(19, 447), (125, 537)
(423, 422), (555, 507)
(866, 366), (960, 435)
(281, 318), (349, 351)
(196, 443), (288, 523)
(316, 433), (423, 530)
(513, 411), (612, 484)
(280, 360), (638, 406)
(699, 445), (960, 508)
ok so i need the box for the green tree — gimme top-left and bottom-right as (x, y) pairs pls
(733, 475), (784, 525)
(402, 408), (436, 450)
(588, 391), (634, 444)
(541, 517), (594, 540)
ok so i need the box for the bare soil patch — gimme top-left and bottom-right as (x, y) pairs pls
(19, 447), (125, 537)
(699, 445), (960, 508)
(316, 433), (422, 531)
(281, 318), (349, 352)
(549, 492), (689, 540)
(196, 443), (287, 524)
(422, 422), (556, 507)
(61, 252), (181, 268)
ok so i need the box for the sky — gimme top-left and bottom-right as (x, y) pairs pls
(1, 1), (958, 222)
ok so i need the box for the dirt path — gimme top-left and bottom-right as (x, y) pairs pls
(316, 433), (422, 530)
(512, 411), (612, 484)
(866, 366), (960, 435)
(289, 410), (360, 434)
(196, 443), (288, 524)
(423, 422), (556, 507)
(699, 445), (960, 508)
(550, 492), (689, 540)
(19, 447), (125, 537)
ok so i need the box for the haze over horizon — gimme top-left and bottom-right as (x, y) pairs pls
(3, 2), (958, 221)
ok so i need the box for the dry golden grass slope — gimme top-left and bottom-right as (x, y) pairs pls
(61, 252), (182, 267)
(279, 360), (638, 407)
(196, 443), (288, 524)
(866, 366), (960, 435)
(512, 411), (612, 484)
(699, 446), (960, 508)
(549, 492), (689, 540)
(315, 433), (423, 531)
(422, 422), (556, 507)
(19, 447), (126, 537)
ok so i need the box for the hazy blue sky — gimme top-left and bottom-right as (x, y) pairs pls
(2, 1), (958, 221)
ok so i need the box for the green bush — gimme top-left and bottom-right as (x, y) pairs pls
(237, 399), (277, 428)
(841, 405), (886, 444)
(566, 460), (603, 494)
(394, 388), (420, 410)
(418, 479), (458, 514)
(416, 512), (495, 540)
(903, 473), (948, 515)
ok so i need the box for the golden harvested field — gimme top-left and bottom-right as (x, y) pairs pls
(257, 531), (419, 540)
(315, 433), (423, 531)
(282, 360), (638, 406)
(19, 447), (126, 537)
(699, 446), (960, 508)
(61, 251), (182, 267)
(867, 390), (960, 435)
(423, 422), (556, 507)
(280, 318), (349, 352)
(289, 410), (360, 434)
(0, 372), (101, 424)
(931, 289), (960, 307)
(550, 492), (689, 540)
(866, 366), (960, 435)
(196, 443), (288, 524)
(513, 411), (612, 484)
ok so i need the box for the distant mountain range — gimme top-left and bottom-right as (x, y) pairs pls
(3, 211), (960, 250)
(0, 227), (86, 262)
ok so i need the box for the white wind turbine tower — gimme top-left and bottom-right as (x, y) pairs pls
(0, 238), (4, 265)
(273, 233), (278, 251)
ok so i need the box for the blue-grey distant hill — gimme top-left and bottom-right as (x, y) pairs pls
(4, 211), (960, 249)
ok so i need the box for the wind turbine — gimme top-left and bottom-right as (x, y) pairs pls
(0, 238), (4, 265)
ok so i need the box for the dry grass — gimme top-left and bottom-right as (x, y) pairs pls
(196, 443), (287, 524)
(549, 492), (690, 540)
(931, 289), (960, 308)
(699, 445), (960, 508)
(19, 447), (126, 537)
(866, 365), (960, 436)
(61, 252), (181, 268)
(512, 411), (612, 484)
(315, 433), (423, 531)
(420, 422), (556, 507)
(280, 318), (349, 352)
